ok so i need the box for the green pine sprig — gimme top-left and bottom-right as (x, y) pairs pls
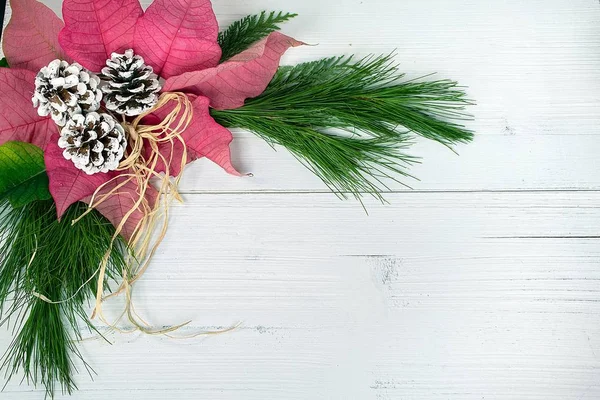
(0, 200), (127, 397)
(218, 11), (298, 62)
(212, 54), (473, 200)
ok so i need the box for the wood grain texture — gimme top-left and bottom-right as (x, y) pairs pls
(2, 0), (600, 399)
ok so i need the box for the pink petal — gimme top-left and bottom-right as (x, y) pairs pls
(2, 0), (70, 72)
(59, 0), (143, 72)
(133, 0), (221, 79)
(0, 69), (56, 150)
(163, 32), (303, 110)
(45, 135), (116, 218)
(84, 174), (158, 240)
(142, 95), (239, 176)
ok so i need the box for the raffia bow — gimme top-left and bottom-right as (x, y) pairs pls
(73, 92), (193, 334)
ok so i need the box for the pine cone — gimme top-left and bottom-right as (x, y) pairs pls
(101, 49), (161, 117)
(58, 112), (127, 175)
(32, 60), (102, 127)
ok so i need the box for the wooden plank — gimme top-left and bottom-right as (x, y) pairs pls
(179, 133), (600, 193)
(4, 0), (597, 192)
(3, 1), (600, 193)
(1, 192), (598, 399)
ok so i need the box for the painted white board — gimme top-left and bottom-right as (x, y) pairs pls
(1, 1), (599, 399)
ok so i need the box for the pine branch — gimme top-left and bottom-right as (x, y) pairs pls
(212, 54), (473, 200)
(216, 113), (416, 201)
(0, 200), (127, 397)
(218, 11), (297, 62)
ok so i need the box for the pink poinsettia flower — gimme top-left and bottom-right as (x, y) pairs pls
(0, 0), (302, 238)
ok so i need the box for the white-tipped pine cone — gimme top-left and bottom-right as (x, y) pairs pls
(101, 49), (161, 117)
(58, 112), (127, 175)
(32, 60), (102, 126)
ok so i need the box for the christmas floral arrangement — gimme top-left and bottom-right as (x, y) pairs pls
(0, 0), (473, 396)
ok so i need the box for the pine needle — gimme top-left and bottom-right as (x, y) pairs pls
(0, 199), (127, 397)
(218, 11), (298, 62)
(211, 54), (473, 200)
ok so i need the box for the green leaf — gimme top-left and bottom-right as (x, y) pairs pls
(0, 58), (8, 68)
(218, 11), (297, 62)
(0, 141), (51, 207)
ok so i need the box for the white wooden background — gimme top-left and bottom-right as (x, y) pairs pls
(2, 0), (600, 398)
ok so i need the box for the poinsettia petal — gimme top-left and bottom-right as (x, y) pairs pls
(162, 32), (303, 110)
(0, 69), (56, 150)
(142, 95), (240, 176)
(45, 135), (116, 218)
(84, 174), (158, 240)
(133, 0), (221, 79)
(60, 0), (143, 72)
(2, 0), (70, 72)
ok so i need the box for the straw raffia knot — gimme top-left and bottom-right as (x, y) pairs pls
(77, 92), (193, 333)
